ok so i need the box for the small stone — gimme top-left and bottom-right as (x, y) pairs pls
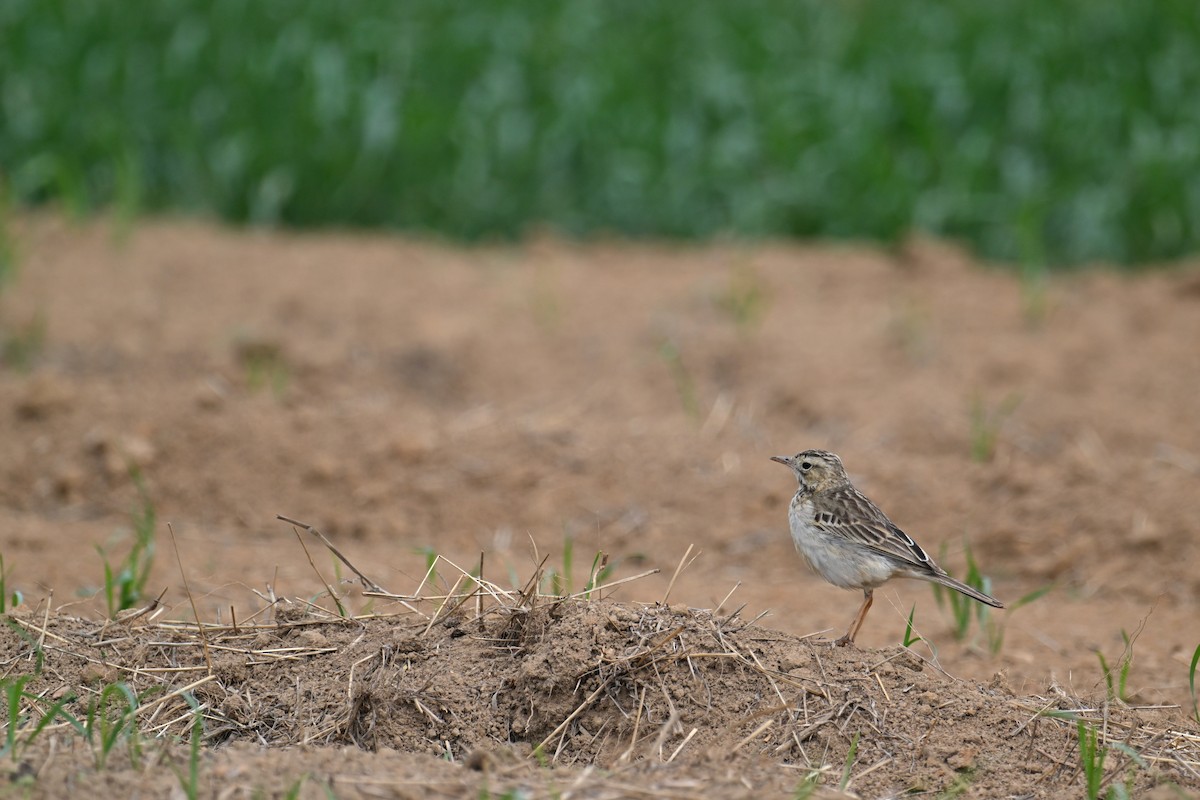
(305, 453), (341, 483)
(15, 375), (74, 420)
(946, 746), (978, 771)
(52, 462), (86, 500)
(194, 377), (228, 410)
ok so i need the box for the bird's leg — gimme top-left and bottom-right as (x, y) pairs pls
(850, 588), (875, 642)
(834, 589), (874, 647)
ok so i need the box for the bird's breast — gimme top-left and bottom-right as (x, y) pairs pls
(786, 496), (898, 590)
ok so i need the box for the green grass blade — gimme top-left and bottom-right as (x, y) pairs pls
(902, 605), (922, 648)
(839, 731), (860, 791)
(561, 534), (574, 596)
(1011, 585), (1054, 610)
(2, 676), (31, 758)
(96, 682), (140, 768)
(27, 692), (84, 743)
(1188, 643), (1200, 724)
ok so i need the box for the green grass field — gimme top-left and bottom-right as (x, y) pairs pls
(2, 0), (1198, 267)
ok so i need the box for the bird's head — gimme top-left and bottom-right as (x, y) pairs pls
(770, 449), (850, 492)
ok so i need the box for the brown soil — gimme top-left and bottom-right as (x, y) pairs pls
(1, 215), (1199, 797)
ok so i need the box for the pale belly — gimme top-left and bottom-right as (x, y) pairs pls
(787, 503), (899, 590)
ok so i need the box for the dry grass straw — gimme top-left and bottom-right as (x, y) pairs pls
(277, 515), (385, 592)
(166, 521), (211, 674)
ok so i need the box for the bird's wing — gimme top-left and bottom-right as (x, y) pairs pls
(816, 487), (942, 574)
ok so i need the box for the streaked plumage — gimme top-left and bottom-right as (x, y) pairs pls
(771, 449), (1003, 646)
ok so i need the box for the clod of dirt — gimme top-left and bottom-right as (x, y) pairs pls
(13, 373), (74, 420)
(83, 428), (157, 479)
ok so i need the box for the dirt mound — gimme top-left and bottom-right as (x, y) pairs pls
(3, 579), (1195, 797)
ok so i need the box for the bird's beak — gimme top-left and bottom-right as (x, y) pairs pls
(770, 455), (791, 466)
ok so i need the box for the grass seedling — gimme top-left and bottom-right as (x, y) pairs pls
(0, 553), (22, 612)
(552, 532), (574, 596)
(415, 546), (440, 594)
(931, 542), (994, 642)
(1, 674), (83, 761)
(1096, 628), (1135, 704)
(282, 775), (325, 800)
(658, 338), (700, 420)
(582, 551), (615, 598)
(985, 584), (1053, 655)
(328, 558), (348, 617)
(792, 770), (820, 799)
(3, 675), (33, 758)
(84, 682), (140, 770)
(1189, 643), (1200, 724)
(1043, 702), (1149, 795)
(902, 604), (923, 648)
(1019, 259), (1050, 327)
(171, 693), (203, 800)
(235, 339), (290, 396)
(541, 563), (562, 596)
(99, 471), (157, 617)
(540, 531), (616, 599)
(1076, 720), (1107, 800)
(1014, 197), (1051, 326)
(938, 770), (975, 798)
(928, 539), (1044, 654)
(839, 731), (860, 792)
(1, 311), (46, 372)
(968, 392), (1022, 462)
(888, 298), (933, 364)
(715, 264), (768, 331)
(1106, 742), (1145, 800)
(481, 789), (527, 800)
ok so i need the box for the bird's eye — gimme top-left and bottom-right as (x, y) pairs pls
(800, 461), (812, 471)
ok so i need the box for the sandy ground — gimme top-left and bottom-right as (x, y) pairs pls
(1, 215), (1198, 797)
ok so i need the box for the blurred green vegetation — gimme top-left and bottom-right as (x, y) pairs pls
(1, 0), (1198, 267)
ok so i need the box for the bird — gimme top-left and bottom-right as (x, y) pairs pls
(771, 449), (1003, 646)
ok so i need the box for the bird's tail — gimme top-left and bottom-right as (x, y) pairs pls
(928, 573), (1004, 608)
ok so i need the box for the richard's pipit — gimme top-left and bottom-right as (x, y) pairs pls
(772, 449), (1003, 646)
